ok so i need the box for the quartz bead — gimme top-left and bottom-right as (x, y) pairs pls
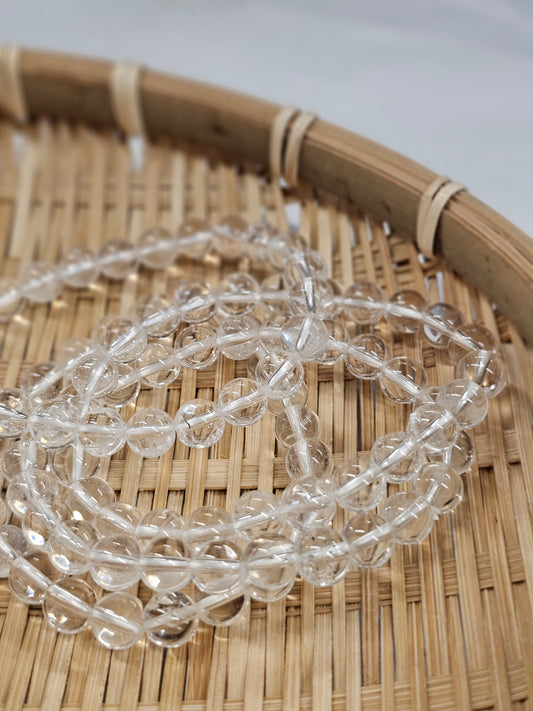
(89, 533), (141, 590)
(1, 439), (47, 482)
(21, 361), (62, 404)
(423, 302), (464, 349)
(194, 584), (249, 627)
(285, 439), (333, 480)
(448, 323), (496, 364)
(281, 314), (329, 360)
(139, 341), (180, 387)
(386, 290), (428, 333)
(268, 231), (308, 270)
(413, 385), (442, 407)
(412, 463), (463, 513)
(0, 498), (7, 526)
(407, 403), (458, 453)
(344, 512), (394, 568)
(268, 382), (308, 415)
(52, 444), (100, 483)
(232, 491), (282, 540)
(79, 408), (126, 457)
(382, 491), (434, 544)
(288, 278), (335, 318)
(103, 364), (141, 407)
(333, 458), (386, 511)
(136, 509), (184, 548)
(142, 536), (191, 592)
(94, 317), (147, 364)
(255, 350), (304, 399)
(297, 527), (350, 586)
(186, 507), (232, 549)
(22, 500), (71, 548)
(54, 336), (91, 368)
(65, 477), (116, 522)
(455, 350), (506, 398)
(29, 400), (79, 450)
(261, 312), (289, 352)
(20, 261), (62, 303)
(0, 525), (29, 577)
(60, 246), (100, 288)
(94, 502), (142, 537)
(9, 550), (62, 604)
(175, 219), (213, 260)
(175, 399), (225, 448)
(217, 272), (259, 316)
(281, 476), (336, 530)
(371, 432), (423, 483)
(138, 226), (179, 269)
(317, 319), (347, 364)
(174, 280), (216, 323)
(284, 250), (328, 287)
(427, 430), (474, 474)
(143, 590), (198, 647)
(261, 273), (287, 313)
(379, 356), (427, 404)
(7, 469), (59, 518)
(244, 534), (296, 601)
(218, 378), (266, 427)
(71, 349), (118, 397)
(43, 577), (96, 634)
(437, 379), (488, 428)
(134, 294), (181, 338)
(194, 538), (243, 594)
(99, 239), (137, 280)
(274, 405), (320, 448)
(212, 215), (248, 260)
(344, 334), (389, 380)
(48, 519), (98, 574)
(91, 592), (144, 649)
(128, 407), (176, 458)
(248, 221), (279, 263)
(0, 276), (24, 321)
(343, 281), (385, 324)
(0, 388), (30, 438)
(175, 324), (217, 369)
(217, 315), (260, 360)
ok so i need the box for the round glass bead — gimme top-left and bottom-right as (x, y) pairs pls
(244, 534), (296, 602)
(136, 509), (184, 548)
(437, 379), (488, 428)
(448, 323), (496, 364)
(174, 280), (216, 323)
(91, 592), (144, 649)
(22, 500), (71, 548)
(212, 215), (248, 260)
(175, 399), (225, 448)
(54, 336), (91, 368)
(217, 272), (259, 316)
(455, 350), (506, 398)
(268, 381), (308, 415)
(218, 378), (266, 427)
(261, 273), (287, 313)
(98, 239), (137, 280)
(94, 317), (147, 364)
(60, 246), (100, 288)
(379, 356), (428, 404)
(48, 519), (97, 574)
(1, 440), (47, 482)
(412, 463), (464, 513)
(71, 350), (118, 397)
(284, 250), (328, 287)
(217, 315), (260, 360)
(7, 469), (59, 518)
(371, 432), (423, 483)
(43, 577), (96, 634)
(317, 319), (347, 364)
(285, 439), (333, 480)
(79, 408), (126, 457)
(138, 226), (179, 269)
(231, 491), (282, 540)
(297, 527), (350, 586)
(194, 538), (242, 594)
(268, 231), (308, 270)
(0, 388), (30, 438)
(142, 536), (191, 592)
(386, 290), (428, 333)
(139, 341), (180, 388)
(52, 444), (100, 483)
(29, 400), (78, 449)
(103, 364), (141, 407)
(274, 405), (320, 448)
(0, 525), (29, 577)
(65, 477), (116, 522)
(175, 324), (217, 369)
(422, 302), (464, 349)
(20, 261), (62, 303)
(407, 403), (458, 453)
(413, 385), (442, 407)
(186, 507), (232, 549)
(344, 512), (394, 568)
(343, 281), (384, 324)
(175, 219), (212, 260)
(344, 334), (389, 380)
(281, 314), (329, 360)
(94, 502), (142, 536)
(9, 550), (62, 604)
(382, 491), (434, 544)
(143, 590), (198, 647)
(134, 294), (181, 338)
(21, 361), (62, 405)
(333, 458), (386, 512)
(255, 350), (304, 399)
(288, 278), (335, 318)
(427, 430), (474, 474)
(281, 476), (336, 530)
(261, 312), (289, 352)
(0, 276), (24, 321)
(128, 407), (176, 458)
(194, 584), (249, 627)
(89, 533), (141, 590)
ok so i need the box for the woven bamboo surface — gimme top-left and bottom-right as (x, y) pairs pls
(0, 116), (532, 711)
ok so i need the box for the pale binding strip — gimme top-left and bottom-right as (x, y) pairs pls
(284, 110), (318, 187)
(0, 45), (27, 122)
(417, 176), (466, 258)
(269, 106), (300, 179)
(110, 62), (145, 136)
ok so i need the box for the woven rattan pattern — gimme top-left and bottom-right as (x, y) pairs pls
(0, 120), (532, 710)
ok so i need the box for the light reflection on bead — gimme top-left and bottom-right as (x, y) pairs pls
(44, 577), (96, 634)
(296, 527), (350, 586)
(143, 590), (198, 647)
(244, 534), (296, 602)
(175, 399), (225, 448)
(91, 592), (144, 649)
(344, 512), (394, 568)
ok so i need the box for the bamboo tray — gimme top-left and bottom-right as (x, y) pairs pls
(0, 47), (532, 711)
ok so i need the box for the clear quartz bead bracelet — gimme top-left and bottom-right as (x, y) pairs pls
(0, 218), (506, 649)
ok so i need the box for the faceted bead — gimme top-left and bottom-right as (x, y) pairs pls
(448, 323), (496, 364)
(297, 527), (350, 586)
(7, 469), (59, 518)
(412, 463), (463, 513)
(285, 439), (333, 480)
(139, 341), (180, 388)
(29, 400), (78, 450)
(186, 507), (232, 550)
(231, 491), (282, 540)
(268, 381), (308, 415)
(22, 500), (71, 547)
(79, 408), (126, 457)
(99, 239), (137, 280)
(317, 319), (348, 364)
(174, 280), (216, 323)
(136, 509), (184, 548)
(0, 276), (24, 321)
(0, 388), (30, 438)
(218, 378), (266, 427)
(175, 399), (225, 448)
(52, 444), (100, 483)
(48, 519), (97, 574)
(91, 592), (144, 649)
(255, 350), (304, 399)
(94, 316), (146, 364)
(194, 538), (242, 594)
(382, 491), (434, 544)
(21, 361), (62, 405)
(217, 315), (260, 360)
(134, 294), (181, 338)
(281, 314), (329, 360)
(455, 350), (506, 398)
(175, 324), (217, 369)
(344, 512), (394, 568)
(212, 215), (248, 260)
(422, 302), (464, 349)
(288, 278), (335, 318)
(103, 364), (141, 407)
(175, 219), (213, 260)
(244, 534), (296, 601)
(20, 261), (62, 303)
(137, 226), (179, 269)
(333, 458), (386, 512)
(274, 405), (320, 448)
(343, 281), (385, 325)
(281, 476), (335, 530)
(284, 250), (328, 287)
(1, 439), (47, 482)
(217, 272), (259, 317)
(407, 403), (458, 453)
(89, 533), (141, 590)
(94, 502), (142, 537)
(142, 536), (191, 592)
(9, 550), (62, 604)
(344, 334), (389, 380)
(60, 246), (100, 288)
(427, 430), (474, 474)
(371, 432), (423, 483)
(44, 577), (96, 634)
(379, 356), (427, 404)
(65, 477), (116, 522)
(128, 407), (175, 458)
(71, 349), (118, 398)
(386, 290), (428, 333)
(437, 379), (488, 429)
(143, 590), (198, 647)
(0, 525), (29, 577)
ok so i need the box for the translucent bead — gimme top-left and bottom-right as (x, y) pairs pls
(244, 534), (296, 601)
(174, 280), (216, 323)
(60, 246), (100, 288)
(281, 314), (329, 360)
(413, 385), (442, 407)
(52, 444), (100, 483)
(0, 525), (29, 577)
(288, 278), (335, 318)
(437, 379), (488, 428)
(142, 536), (191, 592)
(317, 319), (347, 364)
(261, 312), (289, 352)
(217, 315), (260, 360)
(246, 348), (264, 380)
(43, 577), (96, 634)
(0, 276), (24, 321)
(194, 538), (242, 594)
(344, 512), (394, 568)
(217, 272), (259, 317)
(333, 458), (386, 511)
(54, 336), (91, 368)
(143, 590), (198, 647)
(344, 334), (389, 380)
(379, 357), (427, 404)
(48, 519), (97, 574)
(94, 502), (142, 537)
(21, 361), (62, 405)
(194, 584), (249, 627)
(455, 350), (506, 398)
(28, 400), (78, 450)
(255, 350), (304, 399)
(281, 476), (335, 530)
(0, 388), (30, 438)
(137, 226), (179, 269)
(134, 294), (181, 338)
(274, 405), (320, 448)
(268, 231), (308, 270)
(448, 323), (496, 364)
(371, 432), (423, 483)
(422, 302), (464, 349)
(71, 349), (118, 398)
(0, 498), (7, 526)
(103, 364), (141, 407)
(79, 408), (126, 457)
(212, 215), (248, 260)
(407, 403), (458, 453)
(427, 430), (474, 474)
(1, 439), (47, 482)
(298, 527), (350, 585)
(382, 491), (434, 544)
(175, 324), (217, 369)
(248, 221), (279, 263)
(22, 500), (71, 547)
(128, 407), (176, 458)
(99, 239), (137, 280)
(94, 316), (146, 364)
(136, 509), (184, 548)
(218, 378), (266, 427)
(386, 290), (428, 333)
(412, 463), (463, 513)
(186, 507), (232, 550)
(89, 533), (141, 590)
(232, 491), (282, 540)
(9, 551), (62, 603)
(65, 477), (116, 522)
(268, 381), (308, 415)
(91, 592), (144, 649)
(285, 439), (333, 480)
(343, 281), (384, 324)
(139, 341), (180, 387)
(7, 469), (59, 518)
(175, 219), (212, 260)
(175, 399), (225, 448)
(261, 273), (287, 313)
(20, 261), (62, 303)
(284, 250), (328, 287)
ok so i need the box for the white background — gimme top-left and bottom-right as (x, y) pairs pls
(2, 0), (532, 236)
